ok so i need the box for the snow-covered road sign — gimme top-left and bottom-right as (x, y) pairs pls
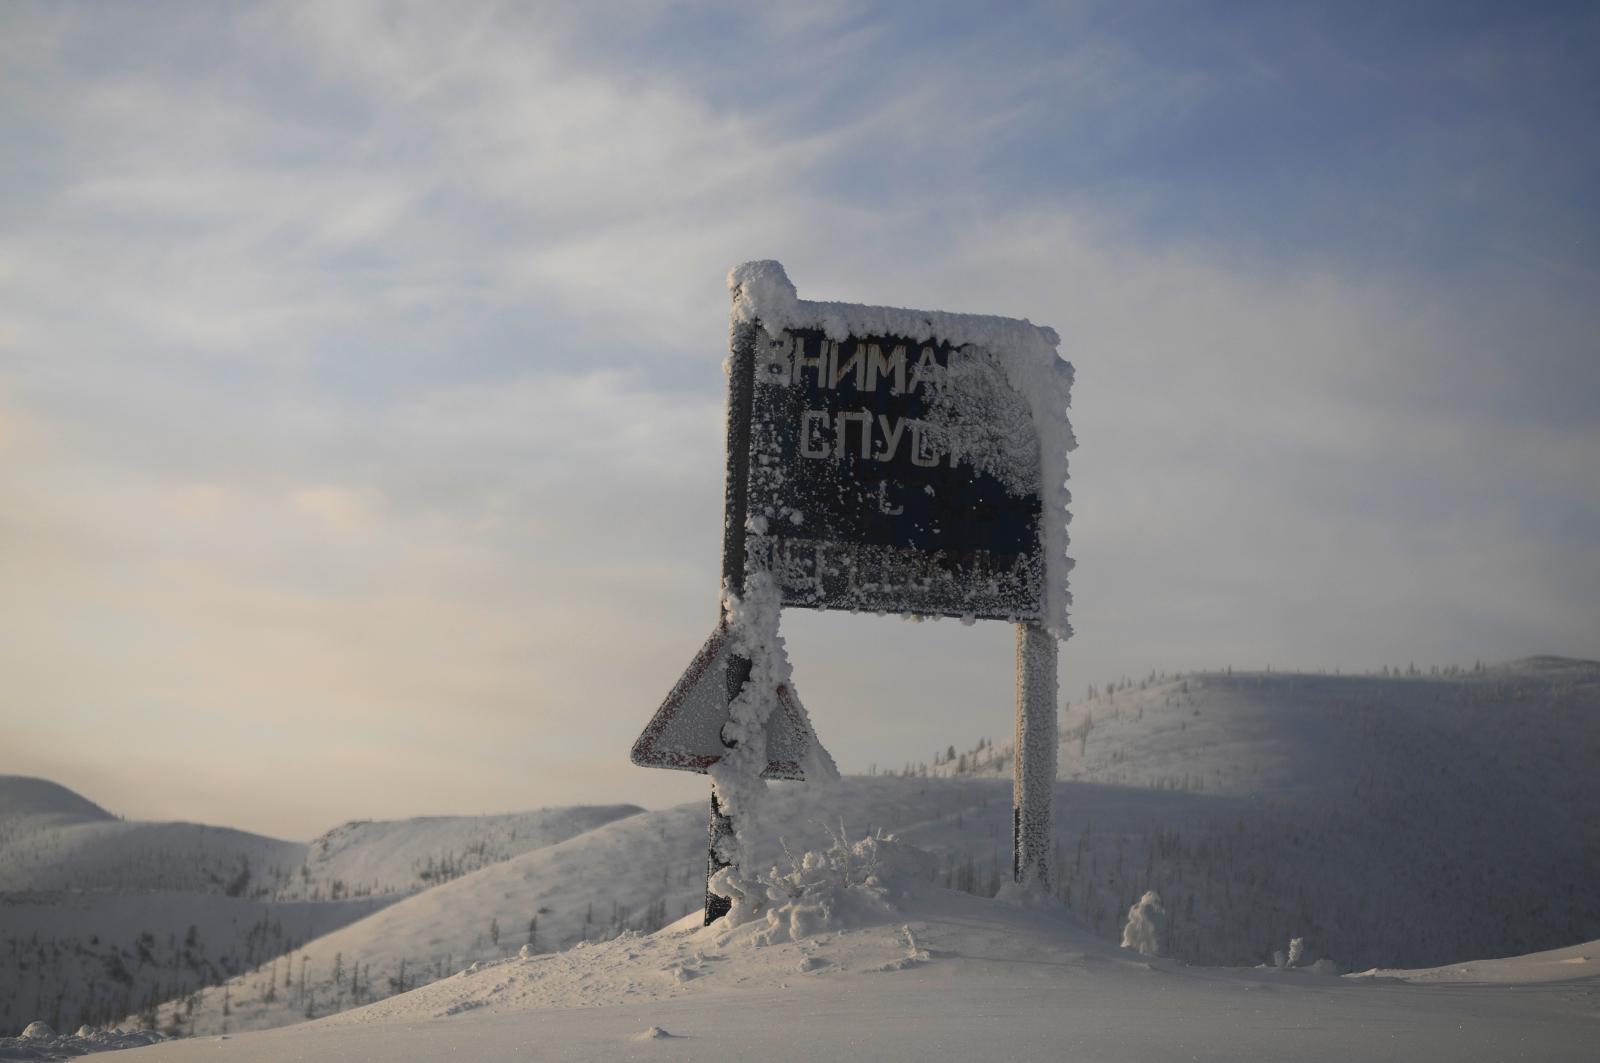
(733, 263), (1074, 631)
(632, 262), (1073, 924)
(749, 331), (1045, 619)
(629, 621), (833, 780)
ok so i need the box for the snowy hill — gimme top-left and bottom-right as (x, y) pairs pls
(933, 657), (1600, 966)
(277, 806), (644, 902)
(9, 658), (1596, 1044)
(936, 656), (1600, 800)
(0, 778), (323, 1036)
(82, 836), (1600, 1063)
(143, 775), (1211, 1036)
(0, 776), (305, 898)
(143, 659), (1600, 1038)
(0, 778), (114, 834)
(0, 779), (643, 1037)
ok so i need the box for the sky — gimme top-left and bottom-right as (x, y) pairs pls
(2, 0), (1597, 840)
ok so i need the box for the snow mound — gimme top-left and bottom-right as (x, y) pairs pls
(1354, 938), (1600, 985)
(312, 836), (1116, 1028)
(707, 833), (938, 946)
(629, 1026), (676, 1041)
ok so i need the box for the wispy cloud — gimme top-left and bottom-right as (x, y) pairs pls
(1, 1), (1595, 836)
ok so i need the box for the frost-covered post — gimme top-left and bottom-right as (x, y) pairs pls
(1014, 623), (1058, 889)
(705, 313), (758, 925)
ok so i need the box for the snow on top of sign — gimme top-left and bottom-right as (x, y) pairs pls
(729, 260), (1077, 639)
(729, 260), (1061, 351)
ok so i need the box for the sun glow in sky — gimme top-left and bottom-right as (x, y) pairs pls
(2, 1), (1597, 839)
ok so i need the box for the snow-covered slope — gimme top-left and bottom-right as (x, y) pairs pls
(0, 892), (389, 1035)
(1053, 656), (1600, 809)
(0, 820), (306, 898)
(157, 651), (1600, 1038)
(98, 837), (1600, 1063)
(934, 657), (1600, 967)
(0, 775), (305, 897)
(0, 778), (643, 1037)
(0, 778), (114, 835)
(277, 806), (644, 901)
(157, 775), (1228, 1036)
(15, 658), (1597, 1045)
(939, 657), (1600, 800)
(1358, 937), (1599, 984)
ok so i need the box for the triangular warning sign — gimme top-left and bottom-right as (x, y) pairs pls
(631, 622), (834, 781)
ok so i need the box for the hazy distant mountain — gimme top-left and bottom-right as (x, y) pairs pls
(0, 777), (115, 830)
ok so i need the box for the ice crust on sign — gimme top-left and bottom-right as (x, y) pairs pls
(728, 260), (1076, 638)
(629, 619), (836, 780)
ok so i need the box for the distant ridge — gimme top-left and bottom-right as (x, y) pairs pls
(0, 775), (115, 827)
(1504, 654), (1600, 672)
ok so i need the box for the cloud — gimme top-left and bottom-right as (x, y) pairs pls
(1, 1), (1595, 836)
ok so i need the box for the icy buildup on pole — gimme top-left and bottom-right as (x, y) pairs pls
(727, 260), (1076, 639)
(707, 570), (786, 827)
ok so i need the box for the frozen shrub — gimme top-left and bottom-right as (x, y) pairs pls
(1120, 890), (1165, 957)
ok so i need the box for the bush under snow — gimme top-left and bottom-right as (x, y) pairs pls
(707, 831), (937, 947)
(1121, 890), (1165, 957)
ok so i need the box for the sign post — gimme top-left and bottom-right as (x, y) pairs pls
(633, 262), (1074, 920)
(707, 317), (757, 924)
(1014, 623), (1058, 889)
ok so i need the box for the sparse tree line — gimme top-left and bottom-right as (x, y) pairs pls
(0, 915), (308, 1037)
(104, 885), (695, 1040)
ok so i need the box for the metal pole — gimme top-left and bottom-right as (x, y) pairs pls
(706, 316), (758, 925)
(1013, 622), (1058, 890)
(704, 790), (735, 923)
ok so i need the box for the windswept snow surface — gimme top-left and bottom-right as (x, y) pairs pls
(109, 839), (1599, 1063)
(1359, 938), (1600, 985)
